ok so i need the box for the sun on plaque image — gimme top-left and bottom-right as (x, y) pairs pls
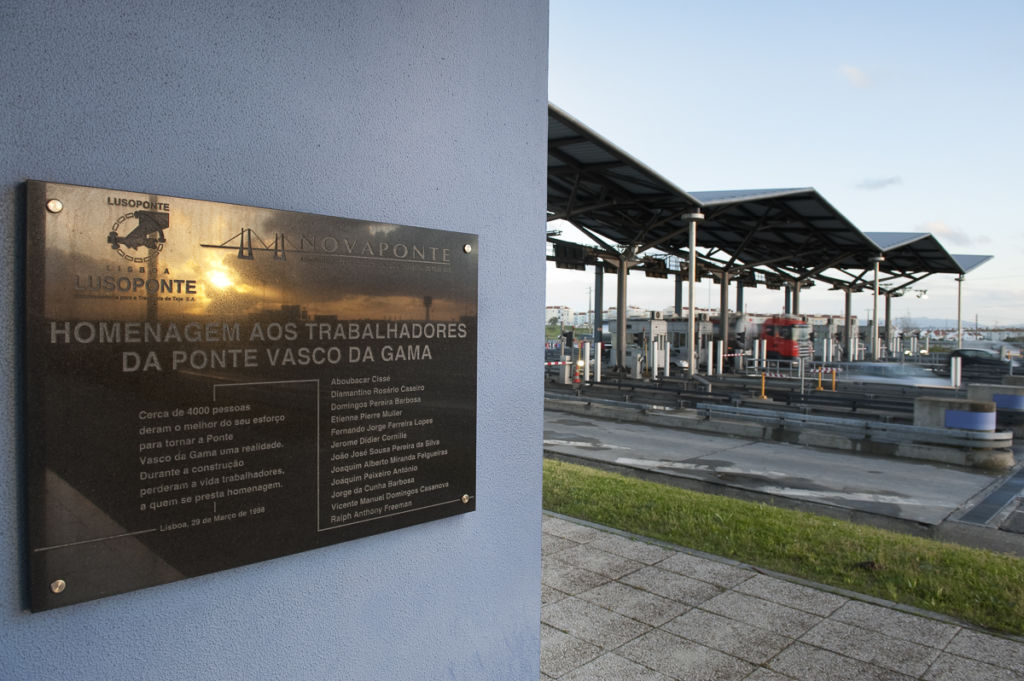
(24, 181), (478, 611)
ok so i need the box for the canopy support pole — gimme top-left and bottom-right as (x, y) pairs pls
(615, 254), (631, 369)
(884, 292), (892, 358)
(957, 275), (964, 349)
(871, 256), (883, 360)
(844, 288), (854, 360)
(593, 261), (604, 351)
(719, 270), (730, 361)
(674, 271), (683, 317)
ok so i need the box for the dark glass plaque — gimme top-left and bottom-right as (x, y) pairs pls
(24, 181), (477, 611)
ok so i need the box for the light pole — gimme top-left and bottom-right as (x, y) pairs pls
(587, 286), (593, 329)
(683, 211), (705, 377)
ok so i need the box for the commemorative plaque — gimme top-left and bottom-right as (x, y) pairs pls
(24, 181), (477, 610)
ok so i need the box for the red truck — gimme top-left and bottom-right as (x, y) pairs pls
(756, 314), (812, 360)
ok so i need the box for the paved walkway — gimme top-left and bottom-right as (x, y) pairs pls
(541, 514), (1024, 681)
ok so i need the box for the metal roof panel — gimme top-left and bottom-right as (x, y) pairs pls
(691, 188), (813, 205)
(952, 254), (994, 274)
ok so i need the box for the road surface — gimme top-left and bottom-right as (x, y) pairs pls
(544, 409), (1000, 526)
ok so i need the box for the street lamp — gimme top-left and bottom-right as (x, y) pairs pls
(869, 255), (884, 360)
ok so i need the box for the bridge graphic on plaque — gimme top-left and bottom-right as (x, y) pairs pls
(201, 228), (290, 260)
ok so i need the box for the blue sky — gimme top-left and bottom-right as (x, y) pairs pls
(547, 1), (1024, 327)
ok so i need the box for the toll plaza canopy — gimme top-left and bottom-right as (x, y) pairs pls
(548, 103), (702, 254)
(547, 103), (990, 294)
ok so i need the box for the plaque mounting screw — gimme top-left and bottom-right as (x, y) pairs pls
(46, 199), (63, 214)
(463, 244), (472, 254)
(50, 579), (66, 594)
(461, 494), (470, 504)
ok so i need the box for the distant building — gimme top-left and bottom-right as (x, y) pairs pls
(545, 305), (573, 325)
(602, 306), (648, 320)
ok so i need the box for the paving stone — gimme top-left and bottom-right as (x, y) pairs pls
(734, 574), (847, 616)
(541, 556), (610, 595)
(922, 651), (1023, 681)
(542, 583), (570, 606)
(829, 600), (959, 648)
(558, 652), (673, 681)
(620, 565), (724, 605)
(769, 641), (915, 681)
(540, 516), (1024, 681)
(543, 516), (604, 543)
(663, 609), (793, 665)
(588, 533), (676, 564)
(742, 669), (798, 681)
(701, 591), (822, 639)
(944, 628), (1024, 675)
(543, 532), (581, 556)
(800, 618), (941, 677)
(540, 623), (601, 679)
(617, 629), (755, 681)
(657, 551), (752, 588)
(577, 581), (690, 627)
(542, 596), (651, 650)
(555, 543), (645, 579)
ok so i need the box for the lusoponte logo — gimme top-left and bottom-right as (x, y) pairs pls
(107, 210), (170, 263)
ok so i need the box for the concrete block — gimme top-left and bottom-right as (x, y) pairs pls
(968, 448), (1016, 470)
(896, 443), (968, 466)
(968, 383), (1024, 412)
(896, 443), (1013, 470)
(913, 396), (996, 431)
(967, 384), (1024, 437)
(797, 431), (854, 450)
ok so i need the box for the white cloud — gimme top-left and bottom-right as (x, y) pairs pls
(840, 65), (870, 88)
(857, 176), (901, 190)
(917, 220), (975, 246)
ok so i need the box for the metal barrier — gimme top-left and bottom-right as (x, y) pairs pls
(696, 402), (1012, 451)
(744, 358), (802, 378)
(547, 342), (604, 384)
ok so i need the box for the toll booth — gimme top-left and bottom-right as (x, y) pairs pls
(607, 314), (670, 378)
(665, 314), (713, 371)
(804, 314), (857, 361)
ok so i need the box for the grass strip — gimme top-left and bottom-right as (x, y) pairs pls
(543, 457), (1024, 636)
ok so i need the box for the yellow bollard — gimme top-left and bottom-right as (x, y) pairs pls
(759, 372), (768, 399)
(831, 367), (837, 392)
(816, 369), (824, 391)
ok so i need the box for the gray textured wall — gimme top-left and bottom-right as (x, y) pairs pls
(0, 1), (547, 678)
